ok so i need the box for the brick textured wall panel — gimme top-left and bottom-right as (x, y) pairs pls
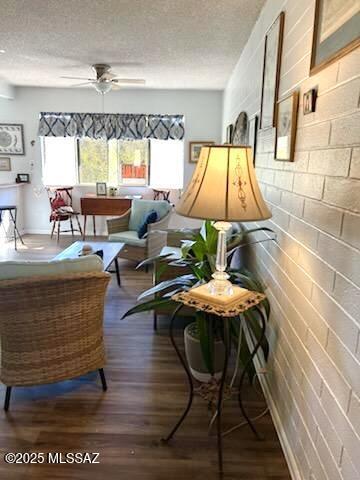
(303, 199), (343, 236)
(323, 177), (360, 212)
(341, 212), (360, 249)
(223, 0), (360, 477)
(308, 149), (351, 177)
(293, 173), (325, 200)
(330, 112), (360, 147)
(350, 148), (360, 179)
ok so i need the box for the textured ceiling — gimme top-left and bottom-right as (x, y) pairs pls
(0, 0), (265, 90)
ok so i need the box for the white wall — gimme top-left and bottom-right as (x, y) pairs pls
(0, 87), (222, 233)
(223, 1), (360, 479)
(0, 78), (14, 99)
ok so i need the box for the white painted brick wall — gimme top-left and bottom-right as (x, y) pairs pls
(223, 0), (360, 477)
(323, 177), (360, 212)
(308, 149), (351, 177)
(330, 112), (360, 146)
(350, 148), (360, 179)
(293, 173), (325, 200)
(303, 199), (343, 236)
(341, 211), (360, 249)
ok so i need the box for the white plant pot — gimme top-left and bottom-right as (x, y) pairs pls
(184, 322), (225, 383)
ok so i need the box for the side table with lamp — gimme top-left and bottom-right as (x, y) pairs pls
(161, 145), (272, 472)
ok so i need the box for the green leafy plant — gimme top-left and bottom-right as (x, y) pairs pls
(123, 221), (274, 381)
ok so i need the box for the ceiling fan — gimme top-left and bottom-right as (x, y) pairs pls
(61, 63), (145, 94)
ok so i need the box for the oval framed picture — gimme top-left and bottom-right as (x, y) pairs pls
(232, 112), (248, 145)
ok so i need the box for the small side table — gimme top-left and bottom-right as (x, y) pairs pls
(0, 205), (24, 250)
(161, 287), (267, 473)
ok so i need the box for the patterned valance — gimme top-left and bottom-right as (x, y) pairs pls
(38, 112), (185, 141)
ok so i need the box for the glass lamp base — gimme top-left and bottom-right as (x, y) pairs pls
(207, 271), (234, 296)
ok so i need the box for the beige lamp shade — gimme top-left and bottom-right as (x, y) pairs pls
(176, 145), (271, 221)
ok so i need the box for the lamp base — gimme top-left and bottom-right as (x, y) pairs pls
(208, 221), (233, 296)
(207, 271), (234, 296)
(187, 283), (252, 307)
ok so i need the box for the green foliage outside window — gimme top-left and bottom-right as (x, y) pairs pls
(78, 138), (148, 185)
(78, 138), (108, 184)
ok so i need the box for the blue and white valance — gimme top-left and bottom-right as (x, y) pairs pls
(38, 112), (185, 141)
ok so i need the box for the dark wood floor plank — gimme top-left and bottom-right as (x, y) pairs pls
(0, 235), (290, 479)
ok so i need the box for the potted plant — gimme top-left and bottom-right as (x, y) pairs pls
(123, 221), (274, 383)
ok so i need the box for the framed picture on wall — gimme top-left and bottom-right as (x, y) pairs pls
(189, 141), (214, 163)
(232, 111), (249, 145)
(259, 12), (285, 130)
(16, 173), (30, 183)
(248, 115), (259, 165)
(226, 124), (233, 143)
(275, 91), (299, 162)
(0, 124), (25, 155)
(310, 0), (360, 75)
(0, 157), (11, 171)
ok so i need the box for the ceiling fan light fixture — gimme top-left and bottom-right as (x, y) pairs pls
(93, 82), (112, 95)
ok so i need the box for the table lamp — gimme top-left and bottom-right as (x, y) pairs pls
(176, 145), (271, 301)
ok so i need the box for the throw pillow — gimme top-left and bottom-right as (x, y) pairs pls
(137, 210), (158, 239)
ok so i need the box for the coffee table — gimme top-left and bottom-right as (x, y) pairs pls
(53, 241), (124, 287)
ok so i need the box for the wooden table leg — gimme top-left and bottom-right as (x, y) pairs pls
(83, 215), (87, 240)
(93, 215), (96, 237)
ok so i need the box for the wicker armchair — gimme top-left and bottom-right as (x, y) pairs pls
(0, 271), (110, 411)
(107, 200), (172, 264)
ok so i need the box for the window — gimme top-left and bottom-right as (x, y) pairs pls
(118, 140), (149, 186)
(78, 138), (109, 184)
(42, 137), (182, 188)
(41, 137), (77, 186)
(149, 140), (184, 190)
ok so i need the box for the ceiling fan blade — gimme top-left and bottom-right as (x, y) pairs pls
(111, 83), (122, 90)
(60, 75), (94, 81)
(69, 81), (95, 87)
(100, 72), (116, 80)
(112, 78), (146, 85)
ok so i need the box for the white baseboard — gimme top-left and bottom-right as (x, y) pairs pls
(244, 323), (301, 480)
(257, 371), (302, 480)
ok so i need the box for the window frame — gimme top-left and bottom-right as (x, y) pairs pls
(41, 136), (79, 187)
(42, 136), (152, 187)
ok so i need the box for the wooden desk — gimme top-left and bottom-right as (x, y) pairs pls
(80, 195), (136, 239)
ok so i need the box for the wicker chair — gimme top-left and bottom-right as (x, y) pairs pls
(107, 201), (172, 265)
(0, 271), (110, 411)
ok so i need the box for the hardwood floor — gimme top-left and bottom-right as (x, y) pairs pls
(0, 235), (291, 479)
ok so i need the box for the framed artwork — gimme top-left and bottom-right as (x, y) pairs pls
(226, 124), (233, 143)
(310, 0), (360, 75)
(189, 141), (214, 163)
(303, 88), (317, 114)
(248, 115), (259, 165)
(16, 173), (30, 183)
(0, 157), (11, 171)
(0, 124), (25, 155)
(275, 91), (299, 162)
(260, 12), (285, 130)
(96, 182), (107, 196)
(232, 112), (249, 144)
